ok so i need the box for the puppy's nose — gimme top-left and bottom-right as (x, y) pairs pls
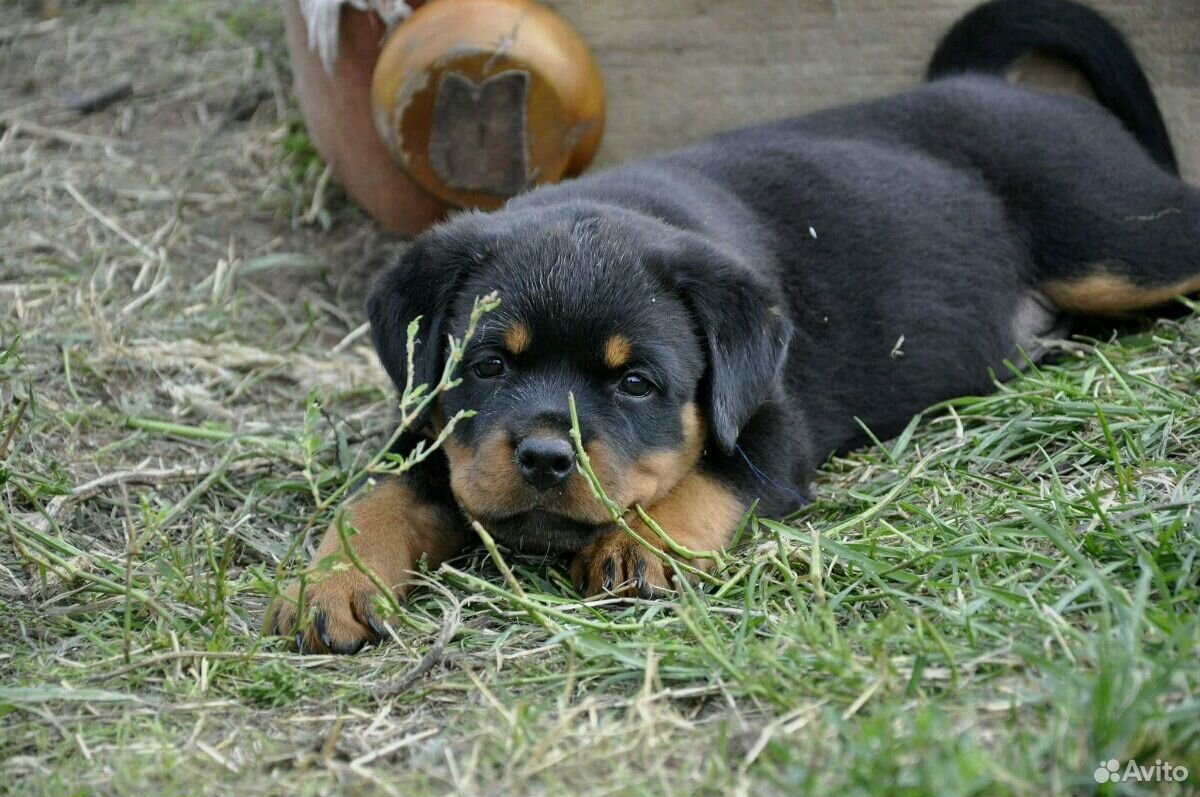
(515, 436), (576, 491)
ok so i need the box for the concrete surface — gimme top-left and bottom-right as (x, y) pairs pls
(543, 0), (1200, 178)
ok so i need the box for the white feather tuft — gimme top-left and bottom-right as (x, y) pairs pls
(298, 0), (413, 74)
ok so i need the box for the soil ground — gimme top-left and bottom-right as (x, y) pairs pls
(1, 2), (1197, 795)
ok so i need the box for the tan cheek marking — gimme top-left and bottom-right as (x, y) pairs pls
(680, 402), (703, 455)
(1042, 271), (1200, 315)
(443, 431), (525, 518)
(564, 438), (633, 525)
(426, 399), (447, 439)
(503, 322), (531, 354)
(604, 334), (633, 369)
(617, 402), (705, 508)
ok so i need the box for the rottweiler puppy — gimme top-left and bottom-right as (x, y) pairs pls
(269, 0), (1198, 653)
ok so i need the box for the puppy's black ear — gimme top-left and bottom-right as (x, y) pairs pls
(663, 235), (792, 454)
(366, 237), (466, 421)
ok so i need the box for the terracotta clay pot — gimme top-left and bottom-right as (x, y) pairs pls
(283, 0), (443, 236)
(282, 0), (605, 235)
(370, 0), (605, 211)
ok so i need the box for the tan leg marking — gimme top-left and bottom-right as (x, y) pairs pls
(1042, 271), (1200, 314)
(266, 477), (467, 654)
(570, 470), (744, 598)
(1006, 51), (1096, 100)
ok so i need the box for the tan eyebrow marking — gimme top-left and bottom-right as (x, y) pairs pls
(503, 322), (532, 354)
(604, 334), (633, 369)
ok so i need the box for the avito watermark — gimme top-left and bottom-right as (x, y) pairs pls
(1093, 758), (1189, 785)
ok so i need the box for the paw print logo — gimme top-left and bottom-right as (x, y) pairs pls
(1094, 759), (1122, 784)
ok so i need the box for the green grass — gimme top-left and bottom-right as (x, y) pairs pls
(2, 1), (1198, 795)
(4, 308), (1199, 797)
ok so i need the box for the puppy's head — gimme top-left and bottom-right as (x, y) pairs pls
(368, 203), (790, 553)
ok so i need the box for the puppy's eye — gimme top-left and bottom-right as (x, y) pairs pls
(618, 372), (654, 398)
(472, 355), (506, 379)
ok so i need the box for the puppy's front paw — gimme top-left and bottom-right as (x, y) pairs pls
(569, 472), (745, 599)
(266, 570), (387, 655)
(570, 529), (673, 598)
(263, 477), (468, 655)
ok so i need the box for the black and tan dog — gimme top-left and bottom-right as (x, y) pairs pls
(270, 0), (1199, 653)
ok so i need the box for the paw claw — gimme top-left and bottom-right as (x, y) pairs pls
(367, 615), (386, 640)
(314, 611), (334, 651)
(570, 552), (591, 596)
(633, 557), (648, 593)
(601, 558), (616, 593)
(570, 530), (673, 599)
(355, 595), (386, 642)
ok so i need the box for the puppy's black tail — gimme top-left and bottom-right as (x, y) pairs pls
(926, 0), (1177, 174)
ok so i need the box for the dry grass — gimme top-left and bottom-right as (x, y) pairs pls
(2, 3), (1198, 796)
